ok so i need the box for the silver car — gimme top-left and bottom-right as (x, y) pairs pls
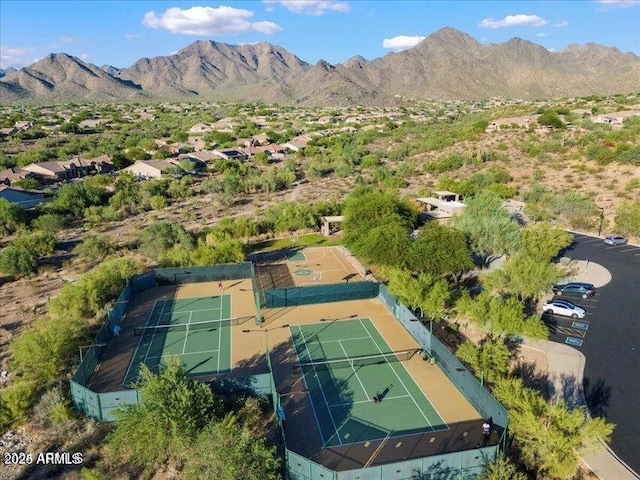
(542, 300), (586, 319)
(604, 235), (628, 245)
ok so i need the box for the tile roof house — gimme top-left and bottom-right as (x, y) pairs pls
(122, 160), (179, 179)
(0, 185), (51, 209)
(0, 168), (36, 186)
(283, 135), (313, 152)
(211, 149), (249, 161)
(21, 155), (114, 183)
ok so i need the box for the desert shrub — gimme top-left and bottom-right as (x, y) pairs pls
(32, 385), (74, 427)
(32, 213), (66, 233)
(10, 316), (90, 385)
(0, 381), (37, 429)
(0, 198), (27, 235)
(11, 231), (56, 257)
(73, 235), (117, 261)
(0, 246), (38, 277)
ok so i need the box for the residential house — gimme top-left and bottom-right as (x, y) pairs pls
(0, 168), (36, 186)
(0, 127), (17, 137)
(283, 135), (313, 152)
(416, 191), (466, 219)
(21, 155), (114, 183)
(122, 160), (179, 179)
(211, 149), (249, 161)
(0, 185), (50, 209)
(187, 151), (219, 163)
(189, 123), (214, 134)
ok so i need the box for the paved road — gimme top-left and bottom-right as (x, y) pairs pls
(559, 234), (640, 473)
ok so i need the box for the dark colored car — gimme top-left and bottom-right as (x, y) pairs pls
(552, 282), (596, 299)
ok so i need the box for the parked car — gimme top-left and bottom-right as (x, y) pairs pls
(552, 282), (596, 299)
(542, 300), (586, 319)
(604, 235), (628, 245)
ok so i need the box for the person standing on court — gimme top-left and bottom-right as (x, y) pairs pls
(113, 324), (122, 336)
(218, 280), (223, 292)
(482, 421), (491, 438)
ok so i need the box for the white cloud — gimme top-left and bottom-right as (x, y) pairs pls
(552, 21), (569, 27)
(535, 33), (548, 37)
(479, 14), (548, 29)
(0, 45), (37, 69)
(262, 1), (350, 16)
(124, 33), (142, 40)
(143, 6), (282, 35)
(595, 0), (640, 6)
(80, 53), (89, 61)
(382, 35), (426, 51)
(547, 47), (557, 52)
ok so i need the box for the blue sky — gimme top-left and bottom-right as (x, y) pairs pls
(1, 1), (639, 70)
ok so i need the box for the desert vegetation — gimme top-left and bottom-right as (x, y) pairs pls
(1, 93), (638, 479)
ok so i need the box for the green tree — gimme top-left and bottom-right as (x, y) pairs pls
(359, 223), (412, 267)
(478, 455), (527, 480)
(484, 253), (564, 302)
(455, 338), (510, 385)
(537, 111), (565, 129)
(342, 187), (416, 259)
(183, 414), (282, 480)
(0, 198), (27, 234)
(452, 192), (521, 265)
(383, 267), (452, 319)
(521, 222), (573, 260)
(493, 377), (614, 479)
(109, 359), (222, 471)
(408, 222), (473, 279)
(456, 291), (547, 339)
(12, 178), (41, 190)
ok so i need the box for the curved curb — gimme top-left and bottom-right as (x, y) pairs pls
(522, 338), (640, 479)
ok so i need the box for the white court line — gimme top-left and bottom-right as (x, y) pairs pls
(304, 336), (372, 346)
(147, 349), (219, 360)
(359, 319), (434, 429)
(181, 311), (193, 355)
(620, 248), (640, 253)
(331, 248), (352, 275)
(289, 328), (327, 446)
(338, 340), (370, 399)
(122, 299), (167, 385)
(167, 307), (223, 315)
(329, 394), (411, 408)
(298, 326), (343, 445)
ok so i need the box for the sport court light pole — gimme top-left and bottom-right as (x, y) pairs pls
(597, 207), (605, 237)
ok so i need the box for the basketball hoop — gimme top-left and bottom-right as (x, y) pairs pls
(311, 271), (322, 284)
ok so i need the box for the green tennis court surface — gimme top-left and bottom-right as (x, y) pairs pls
(123, 295), (233, 385)
(290, 318), (447, 447)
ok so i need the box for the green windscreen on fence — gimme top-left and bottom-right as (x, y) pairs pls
(265, 281), (377, 308)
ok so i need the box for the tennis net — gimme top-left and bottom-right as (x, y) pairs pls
(134, 316), (252, 336)
(296, 349), (421, 371)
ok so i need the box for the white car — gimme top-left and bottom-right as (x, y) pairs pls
(542, 300), (586, 319)
(604, 235), (628, 246)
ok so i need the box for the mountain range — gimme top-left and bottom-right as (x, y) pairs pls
(1, 28), (639, 106)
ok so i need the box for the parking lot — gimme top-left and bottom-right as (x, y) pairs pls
(552, 233), (640, 473)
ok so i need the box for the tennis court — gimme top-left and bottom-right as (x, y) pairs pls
(122, 294), (238, 385)
(290, 318), (447, 447)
